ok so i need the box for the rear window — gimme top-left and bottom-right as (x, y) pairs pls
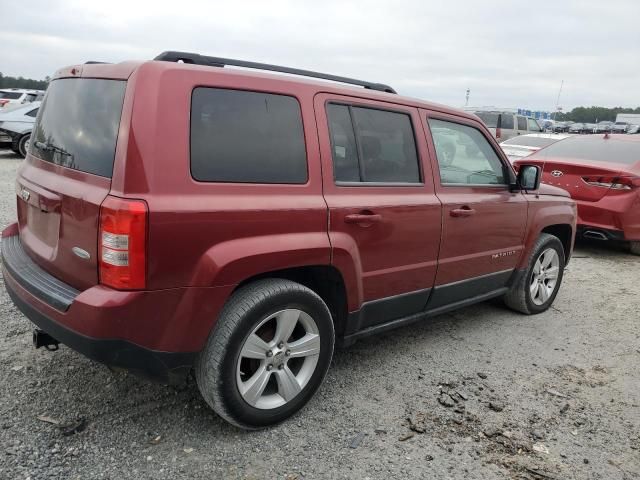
(0, 91), (22, 100)
(476, 112), (499, 128)
(503, 136), (560, 148)
(190, 88), (307, 184)
(31, 79), (126, 177)
(536, 136), (640, 164)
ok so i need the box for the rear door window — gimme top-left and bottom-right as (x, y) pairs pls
(31, 79), (126, 177)
(326, 104), (421, 183)
(190, 88), (307, 184)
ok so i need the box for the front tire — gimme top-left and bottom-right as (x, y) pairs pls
(630, 241), (640, 256)
(503, 233), (565, 314)
(196, 279), (335, 429)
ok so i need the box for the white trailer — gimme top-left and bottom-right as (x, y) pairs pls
(615, 113), (640, 124)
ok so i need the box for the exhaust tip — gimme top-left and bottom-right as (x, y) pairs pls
(33, 329), (60, 351)
(583, 230), (608, 241)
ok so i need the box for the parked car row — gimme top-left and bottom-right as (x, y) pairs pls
(552, 120), (639, 134)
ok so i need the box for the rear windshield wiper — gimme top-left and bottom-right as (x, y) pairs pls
(34, 140), (73, 157)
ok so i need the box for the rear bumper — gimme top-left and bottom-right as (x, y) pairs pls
(1, 230), (233, 383)
(5, 280), (194, 384)
(576, 195), (640, 242)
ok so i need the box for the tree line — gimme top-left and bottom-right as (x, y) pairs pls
(0, 73), (49, 90)
(554, 106), (640, 123)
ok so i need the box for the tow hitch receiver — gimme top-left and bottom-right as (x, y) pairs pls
(33, 329), (60, 351)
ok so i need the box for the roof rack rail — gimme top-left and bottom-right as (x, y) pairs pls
(84, 61), (110, 65)
(154, 51), (397, 94)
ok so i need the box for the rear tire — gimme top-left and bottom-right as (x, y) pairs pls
(630, 241), (640, 256)
(503, 233), (565, 314)
(15, 133), (30, 158)
(195, 279), (335, 429)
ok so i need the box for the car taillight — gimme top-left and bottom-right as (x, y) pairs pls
(0, 100), (9, 107)
(582, 176), (640, 190)
(496, 127), (501, 139)
(99, 195), (148, 290)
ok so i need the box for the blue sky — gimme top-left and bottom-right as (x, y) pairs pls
(2, 0), (639, 110)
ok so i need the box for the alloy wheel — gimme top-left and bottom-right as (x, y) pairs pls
(236, 309), (320, 410)
(530, 248), (560, 306)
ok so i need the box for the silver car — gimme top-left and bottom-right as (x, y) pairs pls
(0, 101), (41, 157)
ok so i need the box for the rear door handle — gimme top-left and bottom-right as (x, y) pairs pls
(450, 207), (476, 218)
(344, 213), (382, 225)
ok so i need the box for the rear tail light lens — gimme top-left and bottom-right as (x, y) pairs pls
(99, 195), (148, 290)
(495, 127), (501, 139)
(0, 100), (9, 107)
(582, 176), (640, 190)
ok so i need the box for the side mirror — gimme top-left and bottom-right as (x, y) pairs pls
(514, 164), (541, 191)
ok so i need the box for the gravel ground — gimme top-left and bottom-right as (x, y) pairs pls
(1, 148), (639, 480)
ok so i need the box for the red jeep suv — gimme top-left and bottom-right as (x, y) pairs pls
(2, 52), (576, 428)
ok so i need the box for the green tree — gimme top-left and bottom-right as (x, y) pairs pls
(555, 106), (640, 123)
(0, 73), (48, 90)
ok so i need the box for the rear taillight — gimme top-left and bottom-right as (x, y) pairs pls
(495, 127), (501, 139)
(582, 176), (640, 190)
(0, 100), (9, 107)
(99, 195), (148, 290)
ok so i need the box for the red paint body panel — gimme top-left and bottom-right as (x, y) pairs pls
(420, 110), (529, 284)
(314, 93), (441, 308)
(517, 135), (640, 241)
(5, 59), (577, 359)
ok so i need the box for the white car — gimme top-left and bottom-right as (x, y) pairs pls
(500, 133), (571, 161)
(0, 101), (41, 157)
(0, 88), (44, 109)
(474, 111), (543, 142)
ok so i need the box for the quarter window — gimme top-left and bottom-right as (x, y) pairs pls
(326, 104), (421, 183)
(190, 88), (307, 184)
(428, 118), (507, 186)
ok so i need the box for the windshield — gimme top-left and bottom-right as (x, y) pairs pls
(0, 91), (22, 100)
(475, 112), (499, 128)
(536, 136), (640, 164)
(503, 136), (562, 148)
(31, 78), (126, 177)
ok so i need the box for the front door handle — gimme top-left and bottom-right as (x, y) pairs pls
(450, 207), (476, 218)
(344, 213), (382, 225)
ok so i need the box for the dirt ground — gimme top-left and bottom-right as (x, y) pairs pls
(1, 149), (639, 479)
